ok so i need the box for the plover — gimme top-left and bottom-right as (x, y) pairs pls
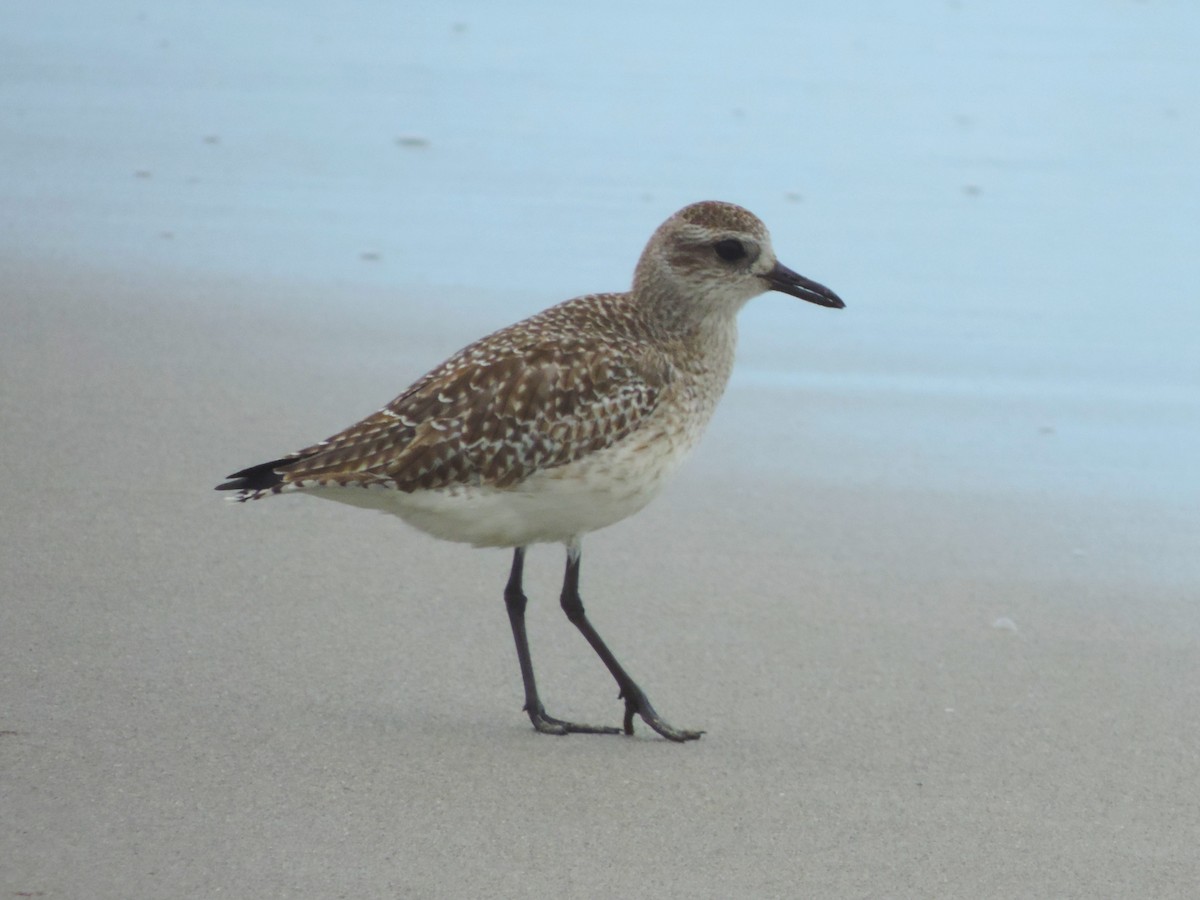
(217, 200), (844, 742)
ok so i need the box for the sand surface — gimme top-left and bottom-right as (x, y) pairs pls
(4, 2), (1199, 897)
(3, 260), (1197, 898)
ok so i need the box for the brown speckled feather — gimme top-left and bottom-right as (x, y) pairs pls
(217, 200), (845, 741)
(275, 292), (673, 493)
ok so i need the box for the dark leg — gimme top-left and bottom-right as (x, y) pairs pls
(559, 544), (703, 743)
(503, 547), (620, 736)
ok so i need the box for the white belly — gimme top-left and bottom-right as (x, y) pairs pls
(304, 427), (693, 548)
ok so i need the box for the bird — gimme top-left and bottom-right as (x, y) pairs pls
(217, 200), (845, 742)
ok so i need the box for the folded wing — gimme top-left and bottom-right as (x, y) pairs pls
(218, 329), (671, 499)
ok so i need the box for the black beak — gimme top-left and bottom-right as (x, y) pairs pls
(763, 261), (845, 309)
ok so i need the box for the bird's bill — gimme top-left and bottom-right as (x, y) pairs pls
(763, 261), (845, 309)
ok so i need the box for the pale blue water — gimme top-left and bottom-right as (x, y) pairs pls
(3, 0), (1197, 512)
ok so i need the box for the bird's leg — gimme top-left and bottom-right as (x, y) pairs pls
(503, 547), (620, 736)
(558, 544), (703, 743)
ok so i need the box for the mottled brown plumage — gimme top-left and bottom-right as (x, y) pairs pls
(254, 293), (673, 494)
(218, 200), (844, 742)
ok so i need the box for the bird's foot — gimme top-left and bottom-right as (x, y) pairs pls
(526, 704), (622, 736)
(620, 686), (704, 743)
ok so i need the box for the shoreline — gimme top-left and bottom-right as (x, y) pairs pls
(3, 259), (1198, 896)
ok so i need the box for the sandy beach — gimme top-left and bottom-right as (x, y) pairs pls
(4, 2), (1199, 897)
(3, 255), (1197, 897)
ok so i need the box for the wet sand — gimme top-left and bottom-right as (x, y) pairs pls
(3, 259), (1197, 897)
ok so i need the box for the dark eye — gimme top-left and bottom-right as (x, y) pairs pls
(713, 239), (747, 262)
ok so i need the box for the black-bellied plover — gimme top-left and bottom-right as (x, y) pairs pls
(217, 200), (844, 742)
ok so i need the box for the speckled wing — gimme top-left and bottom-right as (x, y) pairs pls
(257, 323), (671, 495)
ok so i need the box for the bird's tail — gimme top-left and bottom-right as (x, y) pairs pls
(215, 455), (308, 500)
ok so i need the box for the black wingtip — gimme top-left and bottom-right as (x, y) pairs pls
(214, 456), (298, 494)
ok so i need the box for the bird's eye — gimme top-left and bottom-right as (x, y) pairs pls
(713, 239), (747, 262)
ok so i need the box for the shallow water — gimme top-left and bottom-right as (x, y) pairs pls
(3, 0), (1196, 507)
